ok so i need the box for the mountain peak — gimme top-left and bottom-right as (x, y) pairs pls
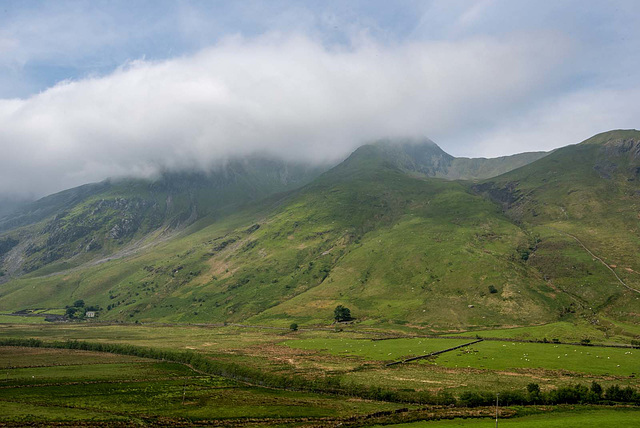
(340, 137), (548, 181)
(579, 129), (640, 146)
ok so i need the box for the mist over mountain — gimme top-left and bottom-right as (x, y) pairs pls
(1, 4), (640, 425)
(2, 131), (638, 330)
(2, 30), (635, 199)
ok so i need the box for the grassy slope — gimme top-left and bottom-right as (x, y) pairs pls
(445, 151), (549, 181)
(478, 130), (640, 326)
(0, 131), (638, 332)
(0, 142), (567, 329)
(0, 158), (326, 277)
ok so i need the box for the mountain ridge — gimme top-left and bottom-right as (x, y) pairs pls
(0, 130), (637, 336)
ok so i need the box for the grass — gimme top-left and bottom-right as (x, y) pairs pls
(0, 346), (150, 367)
(1, 362), (194, 385)
(283, 337), (472, 361)
(435, 341), (639, 376)
(0, 327), (637, 425)
(343, 362), (638, 396)
(0, 400), (129, 424)
(374, 408), (640, 427)
(450, 321), (625, 345)
(0, 346), (411, 424)
(0, 143), (567, 329)
(0, 314), (47, 323)
(1, 131), (639, 333)
(0, 323), (284, 354)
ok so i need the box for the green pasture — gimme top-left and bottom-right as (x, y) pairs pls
(376, 408), (640, 427)
(453, 320), (640, 346)
(0, 346), (150, 367)
(0, 345), (411, 424)
(343, 363), (638, 396)
(1, 362), (195, 385)
(452, 322), (607, 343)
(0, 400), (128, 424)
(0, 314), (47, 324)
(0, 323), (281, 353)
(283, 337), (472, 361)
(435, 341), (639, 376)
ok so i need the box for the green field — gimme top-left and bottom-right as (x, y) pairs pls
(0, 323), (280, 353)
(0, 314), (48, 323)
(0, 346), (151, 367)
(0, 346), (410, 425)
(283, 337), (472, 361)
(0, 322), (638, 426)
(376, 408), (640, 427)
(435, 341), (639, 376)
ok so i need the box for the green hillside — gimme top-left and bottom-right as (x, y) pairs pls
(0, 131), (637, 334)
(0, 157), (326, 278)
(476, 129), (640, 326)
(357, 138), (547, 180)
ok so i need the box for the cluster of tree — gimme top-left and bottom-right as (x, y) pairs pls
(334, 305), (352, 322)
(64, 300), (101, 319)
(458, 382), (639, 407)
(1, 337), (638, 407)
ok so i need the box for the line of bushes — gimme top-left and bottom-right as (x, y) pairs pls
(458, 381), (639, 407)
(2, 338), (638, 407)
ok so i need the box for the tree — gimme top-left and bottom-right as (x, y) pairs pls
(590, 381), (603, 398)
(73, 299), (85, 308)
(334, 305), (352, 322)
(526, 383), (540, 395)
(66, 307), (85, 319)
(526, 382), (541, 403)
(289, 323), (298, 331)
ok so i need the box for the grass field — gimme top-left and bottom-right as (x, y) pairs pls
(343, 362), (638, 396)
(375, 408), (640, 427)
(0, 323), (282, 353)
(0, 314), (48, 323)
(283, 337), (472, 361)
(0, 346), (151, 368)
(0, 322), (637, 425)
(434, 341), (639, 376)
(450, 321), (639, 346)
(0, 346), (410, 425)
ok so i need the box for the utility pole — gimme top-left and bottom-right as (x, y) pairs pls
(495, 392), (499, 428)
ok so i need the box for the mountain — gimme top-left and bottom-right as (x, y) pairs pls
(0, 196), (32, 220)
(475, 129), (640, 326)
(0, 131), (637, 334)
(0, 156), (327, 277)
(0, 140), (546, 280)
(351, 138), (547, 180)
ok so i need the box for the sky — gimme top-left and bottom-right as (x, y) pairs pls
(0, 0), (638, 198)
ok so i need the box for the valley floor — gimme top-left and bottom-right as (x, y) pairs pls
(0, 321), (637, 426)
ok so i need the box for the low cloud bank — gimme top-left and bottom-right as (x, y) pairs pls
(0, 32), (627, 197)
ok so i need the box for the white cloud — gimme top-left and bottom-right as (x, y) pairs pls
(0, 31), (596, 197)
(456, 87), (640, 158)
